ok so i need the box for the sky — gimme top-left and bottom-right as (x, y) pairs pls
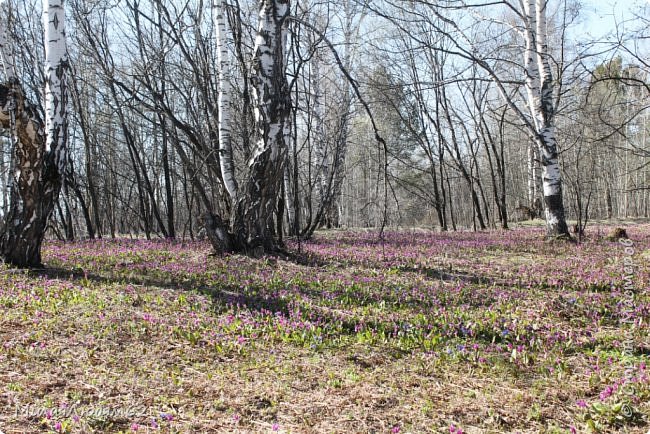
(579, 0), (647, 38)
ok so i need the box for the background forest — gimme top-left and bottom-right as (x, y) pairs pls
(0, 0), (648, 243)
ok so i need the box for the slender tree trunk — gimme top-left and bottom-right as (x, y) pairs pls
(160, 114), (175, 238)
(523, 0), (569, 237)
(67, 173), (94, 239)
(290, 94), (300, 234)
(157, 3), (175, 239)
(497, 108), (509, 228)
(435, 81), (448, 231)
(60, 193), (74, 241)
(312, 52), (329, 212)
(283, 150), (296, 234)
(445, 170), (457, 231)
(69, 63), (101, 238)
(215, 0), (238, 201)
(527, 143), (536, 212)
(483, 129), (504, 228)
(325, 101), (351, 229)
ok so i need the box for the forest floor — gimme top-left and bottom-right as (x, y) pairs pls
(0, 225), (649, 433)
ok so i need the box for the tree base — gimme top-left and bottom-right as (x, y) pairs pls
(201, 212), (283, 258)
(545, 233), (576, 243)
(201, 213), (235, 254)
(1, 234), (46, 268)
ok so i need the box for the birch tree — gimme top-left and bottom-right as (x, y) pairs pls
(0, 0), (68, 267)
(523, 0), (569, 236)
(215, 0), (238, 201)
(43, 0), (67, 175)
(205, 0), (291, 255)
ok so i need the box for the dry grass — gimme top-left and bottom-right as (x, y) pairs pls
(0, 225), (648, 433)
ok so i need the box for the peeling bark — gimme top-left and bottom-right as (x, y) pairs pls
(205, 0), (291, 255)
(234, 0), (290, 250)
(0, 84), (59, 267)
(0, 0), (68, 267)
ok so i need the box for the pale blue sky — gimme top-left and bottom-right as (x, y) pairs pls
(579, 0), (647, 37)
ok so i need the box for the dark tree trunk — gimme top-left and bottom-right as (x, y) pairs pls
(69, 61), (101, 238)
(0, 83), (61, 267)
(67, 173), (95, 239)
(160, 114), (175, 239)
(61, 193), (75, 241)
(445, 171), (457, 231)
(157, 3), (175, 239)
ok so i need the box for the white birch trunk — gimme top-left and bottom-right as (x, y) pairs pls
(205, 0), (291, 255)
(231, 0), (290, 250)
(0, 10), (17, 218)
(527, 142), (535, 207)
(249, 0), (290, 164)
(523, 0), (540, 132)
(312, 51), (329, 206)
(282, 80), (294, 233)
(214, 0), (238, 200)
(0, 13), (16, 81)
(522, 0), (569, 236)
(43, 0), (67, 175)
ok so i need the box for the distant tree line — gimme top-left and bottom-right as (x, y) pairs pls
(0, 0), (648, 266)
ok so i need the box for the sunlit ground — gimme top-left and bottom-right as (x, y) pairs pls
(0, 225), (648, 433)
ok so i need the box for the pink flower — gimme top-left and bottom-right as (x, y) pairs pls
(54, 421), (62, 432)
(130, 423), (140, 431)
(576, 399), (587, 408)
(600, 385), (614, 400)
(272, 423), (280, 431)
(392, 425), (401, 433)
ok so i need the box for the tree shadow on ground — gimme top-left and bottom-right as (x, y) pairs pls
(26, 265), (379, 342)
(27, 265), (297, 318)
(22, 243), (503, 345)
(395, 265), (495, 285)
(281, 247), (500, 287)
